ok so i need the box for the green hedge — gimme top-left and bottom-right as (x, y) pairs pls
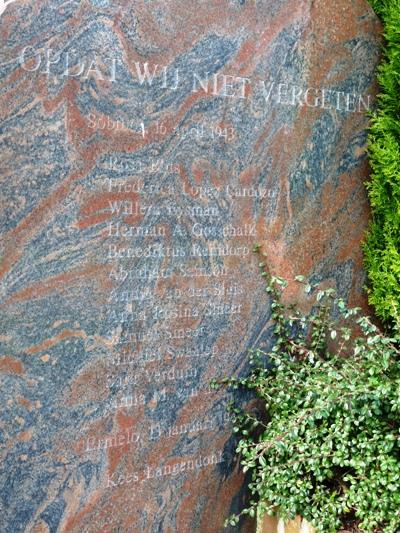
(363, 0), (400, 326)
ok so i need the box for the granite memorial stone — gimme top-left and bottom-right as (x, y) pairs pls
(0, 0), (380, 531)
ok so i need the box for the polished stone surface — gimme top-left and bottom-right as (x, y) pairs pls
(0, 1), (380, 531)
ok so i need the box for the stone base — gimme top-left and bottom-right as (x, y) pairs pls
(258, 510), (315, 533)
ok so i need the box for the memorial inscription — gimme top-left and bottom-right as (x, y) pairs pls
(0, 1), (380, 532)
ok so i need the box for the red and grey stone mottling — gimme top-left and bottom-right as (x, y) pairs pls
(0, 1), (380, 532)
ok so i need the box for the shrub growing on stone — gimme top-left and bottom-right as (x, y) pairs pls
(217, 259), (400, 532)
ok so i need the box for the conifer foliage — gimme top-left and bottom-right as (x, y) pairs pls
(364, 0), (400, 324)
